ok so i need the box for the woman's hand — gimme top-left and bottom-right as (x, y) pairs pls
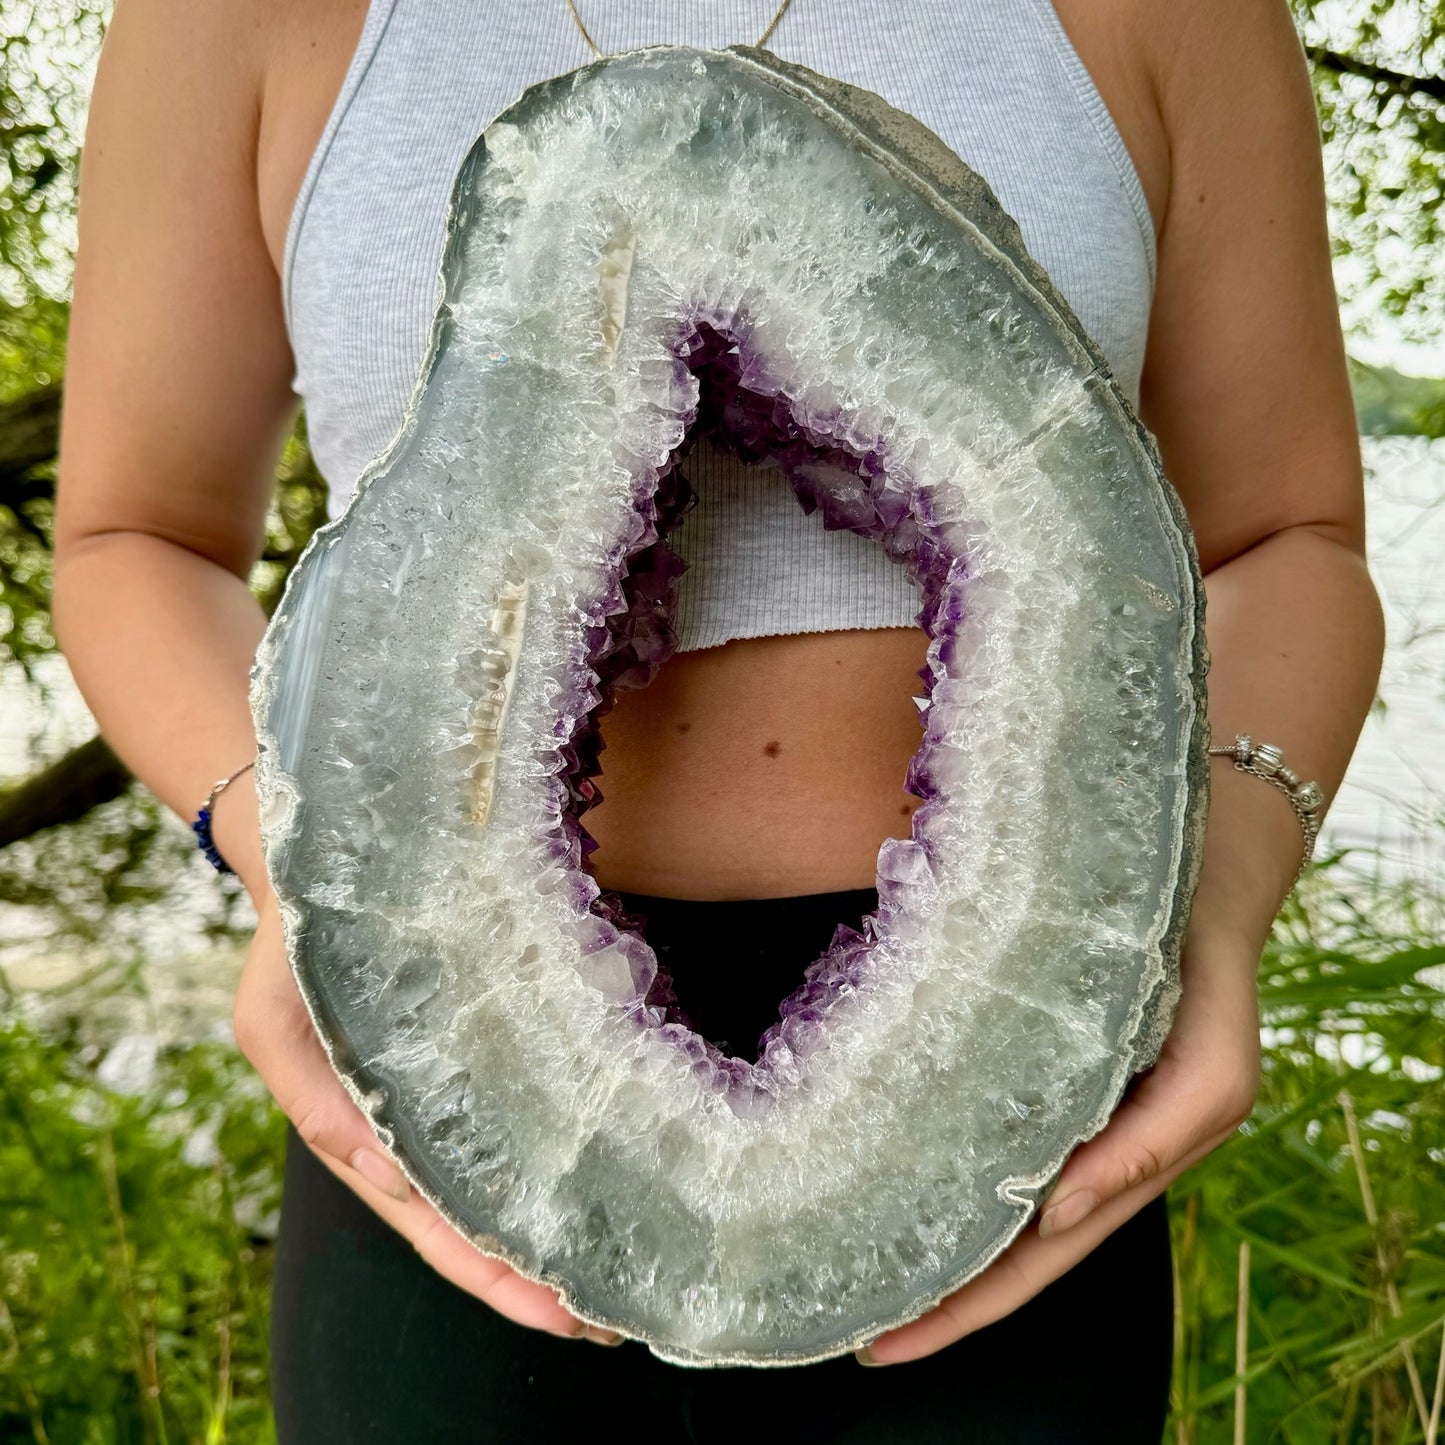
(856, 925), (1262, 1366)
(233, 890), (623, 1346)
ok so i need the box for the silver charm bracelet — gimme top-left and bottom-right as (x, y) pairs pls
(1208, 734), (1325, 888)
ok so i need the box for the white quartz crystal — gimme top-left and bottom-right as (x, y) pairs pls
(251, 44), (1209, 1366)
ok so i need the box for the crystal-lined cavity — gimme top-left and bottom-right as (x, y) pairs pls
(251, 44), (1209, 1367)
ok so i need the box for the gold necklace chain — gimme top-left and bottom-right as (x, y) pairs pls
(565, 0), (797, 58)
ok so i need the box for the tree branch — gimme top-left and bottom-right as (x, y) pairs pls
(1306, 44), (1445, 104)
(0, 734), (132, 850)
(1349, 358), (1445, 439)
(0, 379), (62, 492)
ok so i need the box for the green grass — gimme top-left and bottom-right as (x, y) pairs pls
(0, 1023), (284, 1445)
(0, 855), (1441, 1443)
(1168, 857), (1445, 1444)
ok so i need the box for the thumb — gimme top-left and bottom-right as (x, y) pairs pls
(233, 914), (411, 1203)
(1035, 1064), (1227, 1238)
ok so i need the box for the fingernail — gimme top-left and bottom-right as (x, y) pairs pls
(1038, 1188), (1098, 1238)
(584, 1326), (624, 1346)
(549, 1321), (589, 1340)
(350, 1147), (411, 1202)
(855, 1346), (890, 1367)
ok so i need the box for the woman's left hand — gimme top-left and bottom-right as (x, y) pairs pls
(856, 925), (1263, 1365)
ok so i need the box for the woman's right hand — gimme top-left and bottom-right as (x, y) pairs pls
(233, 889), (622, 1346)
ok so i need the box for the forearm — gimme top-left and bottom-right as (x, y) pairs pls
(1188, 524), (1384, 960)
(52, 531), (271, 905)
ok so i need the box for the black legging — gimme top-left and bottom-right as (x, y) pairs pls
(270, 887), (1175, 1443)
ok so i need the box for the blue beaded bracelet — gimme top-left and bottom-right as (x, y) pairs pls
(193, 759), (256, 874)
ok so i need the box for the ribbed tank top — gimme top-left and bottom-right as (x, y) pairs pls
(282, 0), (1156, 653)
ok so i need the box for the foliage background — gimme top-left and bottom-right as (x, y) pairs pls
(0, 2), (1443, 1442)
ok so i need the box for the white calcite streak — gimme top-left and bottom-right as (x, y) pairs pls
(250, 44), (1210, 1366)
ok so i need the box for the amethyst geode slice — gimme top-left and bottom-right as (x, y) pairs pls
(251, 44), (1209, 1366)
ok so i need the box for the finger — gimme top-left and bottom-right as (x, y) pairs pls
(238, 932), (607, 1340)
(861, 1128), (1225, 1366)
(299, 1109), (595, 1338)
(233, 933), (411, 1203)
(410, 1209), (592, 1337)
(1034, 1057), (1244, 1238)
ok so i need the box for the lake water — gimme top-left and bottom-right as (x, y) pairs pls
(1323, 435), (1445, 877)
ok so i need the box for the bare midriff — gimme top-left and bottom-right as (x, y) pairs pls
(585, 625), (932, 900)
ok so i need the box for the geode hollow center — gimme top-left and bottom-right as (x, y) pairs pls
(251, 43), (1209, 1367)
